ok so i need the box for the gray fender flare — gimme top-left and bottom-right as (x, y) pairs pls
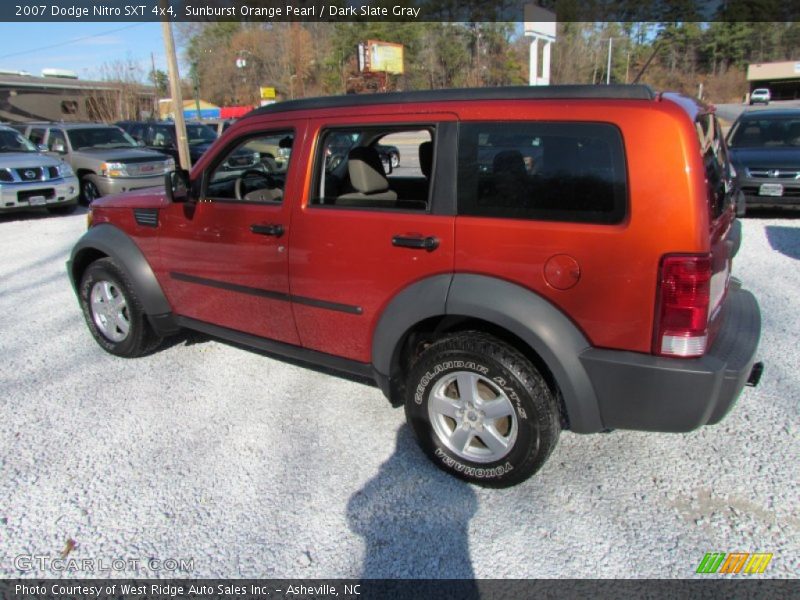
(372, 274), (453, 380)
(372, 273), (605, 433)
(446, 274), (603, 433)
(68, 223), (172, 316)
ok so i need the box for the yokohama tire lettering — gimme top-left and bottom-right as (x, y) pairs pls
(434, 448), (513, 478)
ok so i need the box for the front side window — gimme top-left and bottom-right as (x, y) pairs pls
(48, 129), (67, 152)
(205, 131), (294, 202)
(457, 122), (627, 224)
(66, 127), (136, 150)
(312, 126), (433, 211)
(29, 128), (46, 145)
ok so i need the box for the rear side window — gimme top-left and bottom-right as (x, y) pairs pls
(696, 113), (731, 220)
(311, 126), (433, 211)
(457, 122), (627, 224)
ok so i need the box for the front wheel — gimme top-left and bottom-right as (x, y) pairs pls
(405, 332), (560, 487)
(78, 257), (161, 357)
(80, 176), (99, 205)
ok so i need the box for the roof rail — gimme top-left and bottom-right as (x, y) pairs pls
(245, 84), (656, 119)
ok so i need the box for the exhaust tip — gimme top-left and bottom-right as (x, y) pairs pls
(746, 361), (764, 387)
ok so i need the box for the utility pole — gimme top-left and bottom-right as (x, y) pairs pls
(606, 37), (613, 85)
(160, 10), (190, 170)
(150, 52), (159, 119)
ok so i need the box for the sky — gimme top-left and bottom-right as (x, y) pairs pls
(0, 22), (182, 80)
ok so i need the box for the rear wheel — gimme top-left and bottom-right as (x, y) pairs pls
(405, 331), (560, 487)
(390, 151), (400, 169)
(78, 257), (161, 357)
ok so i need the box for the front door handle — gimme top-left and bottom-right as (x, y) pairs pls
(250, 223), (284, 237)
(392, 235), (439, 251)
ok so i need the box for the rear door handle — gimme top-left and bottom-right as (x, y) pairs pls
(250, 223), (284, 237)
(392, 235), (439, 251)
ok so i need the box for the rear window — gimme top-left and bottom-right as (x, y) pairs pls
(696, 113), (731, 219)
(457, 122), (627, 224)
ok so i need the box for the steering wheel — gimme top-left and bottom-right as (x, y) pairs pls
(235, 169), (277, 200)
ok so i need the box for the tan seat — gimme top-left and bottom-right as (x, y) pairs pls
(337, 147), (397, 205)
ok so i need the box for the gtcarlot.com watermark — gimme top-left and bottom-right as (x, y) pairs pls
(14, 554), (194, 573)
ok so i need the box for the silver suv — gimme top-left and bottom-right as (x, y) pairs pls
(27, 123), (174, 204)
(0, 124), (78, 215)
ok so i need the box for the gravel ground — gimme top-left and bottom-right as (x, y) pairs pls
(0, 207), (797, 579)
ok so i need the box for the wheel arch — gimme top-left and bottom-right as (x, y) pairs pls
(68, 224), (172, 318)
(372, 273), (605, 433)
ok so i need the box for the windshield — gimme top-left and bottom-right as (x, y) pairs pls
(186, 124), (217, 144)
(0, 129), (38, 153)
(728, 117), (800, 148)
(67, 127), (137, 150)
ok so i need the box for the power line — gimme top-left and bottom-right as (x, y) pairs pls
(0, 23), (146, 61)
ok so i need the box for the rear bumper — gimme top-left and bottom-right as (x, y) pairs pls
(579, 282), (761, 432)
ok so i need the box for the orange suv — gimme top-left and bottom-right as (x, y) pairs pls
(68, 85), (762, 487)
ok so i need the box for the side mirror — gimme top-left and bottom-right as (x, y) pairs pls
(37, 144), (48, 152)
(165, 169), (190, 203)
(52, 143), (66, 154)
(136, 140), (145, 147)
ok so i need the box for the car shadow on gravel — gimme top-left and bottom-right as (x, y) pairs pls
(346, 425), (479, 581)
(765, 226), (800, 260)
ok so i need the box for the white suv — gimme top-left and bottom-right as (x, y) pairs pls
(0, 125), (79, 215)
(749, 88), (771, 105)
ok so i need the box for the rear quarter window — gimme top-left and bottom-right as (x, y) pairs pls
(457, 122), (627, 224)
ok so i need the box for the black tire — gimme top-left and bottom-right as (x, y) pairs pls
(78, 257), (161, 358)
(47, 203), (77, 215)
(736, 194), (747, 218)
(80, 176), (99, 206)
(405, 331), (560, 487)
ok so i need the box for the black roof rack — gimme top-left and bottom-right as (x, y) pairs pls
(245, 84), (656, 119)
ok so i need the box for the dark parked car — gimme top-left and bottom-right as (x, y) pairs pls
(116, 121), (219, 165)
(726, 108), (800, 215)
(325, 132), (400, 171)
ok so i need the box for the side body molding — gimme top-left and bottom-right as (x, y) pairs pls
(67, 223), (173, 319)
(446, 274), (604, 434)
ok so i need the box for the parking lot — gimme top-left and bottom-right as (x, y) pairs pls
(0, 207), (797, 578)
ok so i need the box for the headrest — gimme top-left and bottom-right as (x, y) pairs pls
(347, 146), (389, 194)
(493, 150), (526, 178)
(419, 141), (433, 178)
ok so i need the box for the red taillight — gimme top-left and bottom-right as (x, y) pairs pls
(654, 254), (712, 357)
